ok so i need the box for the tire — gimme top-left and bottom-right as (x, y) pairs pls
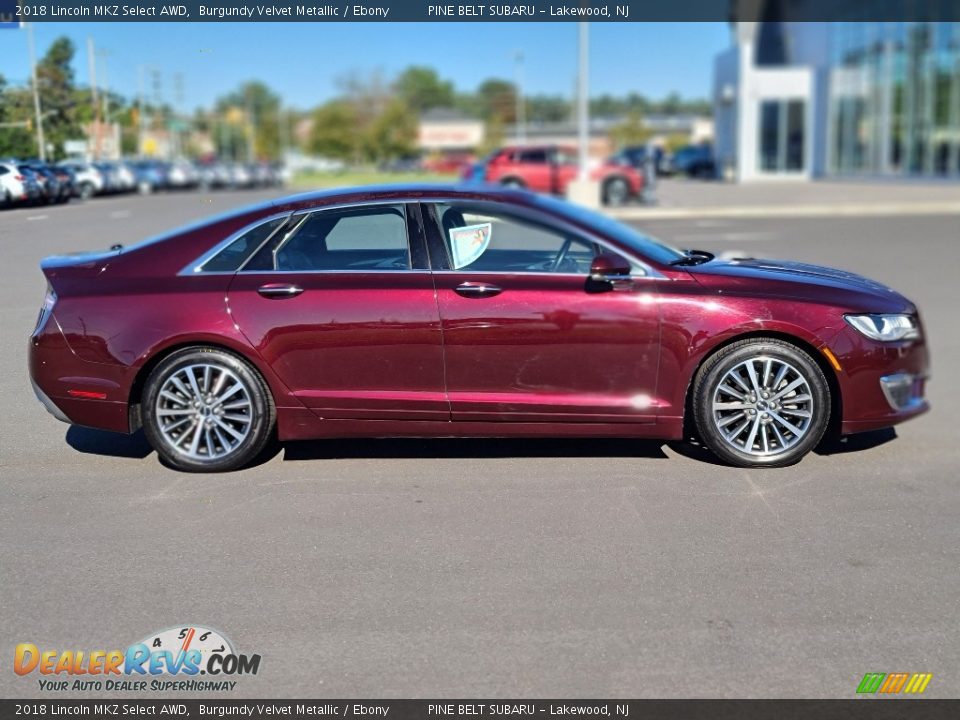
(79, 182), (95, 200)
(142, 347), (276, 473)
(692, 338), (830, 468)
(603, 177), (630, 206)
(500, 177), (526, 189)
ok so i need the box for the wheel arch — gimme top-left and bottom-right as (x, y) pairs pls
(680, 329), (842, 442)
(127, 337), (285, 432)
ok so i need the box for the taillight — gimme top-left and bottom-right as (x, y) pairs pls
(34, 283), (56, 334)
(15, 175), (25, 181)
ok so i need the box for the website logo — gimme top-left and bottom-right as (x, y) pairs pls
(856, 672), (933, 695)
(14, 625), (261, 692)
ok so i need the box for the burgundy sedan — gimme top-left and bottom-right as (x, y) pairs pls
(29, 185), (929, 472)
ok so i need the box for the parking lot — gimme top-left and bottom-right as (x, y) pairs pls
(1, 188), (958, 698)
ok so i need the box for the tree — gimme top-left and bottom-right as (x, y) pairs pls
(364, 98), (417, 162)
(214, 81), (282, 161)
(308, 100), (362, 162)
(608, 111), (652, 150)
(0, 74), (36, 158)
(394, 66), (454, 114)
(476, 78), (517, 122)
(35, 37), (82, 159)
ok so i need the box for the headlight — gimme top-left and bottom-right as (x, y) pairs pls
(845, 313), (919, 342)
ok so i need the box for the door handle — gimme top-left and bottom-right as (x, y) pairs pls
(454, 282), (503, 298)
(257, 283), (303, 299)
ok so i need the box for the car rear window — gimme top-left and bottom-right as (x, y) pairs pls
(198, 216), (287, 273)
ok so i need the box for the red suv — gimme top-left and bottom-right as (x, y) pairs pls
(471, 145), (643, 206)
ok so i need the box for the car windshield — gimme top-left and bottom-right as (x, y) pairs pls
(530, 194), (687, 265)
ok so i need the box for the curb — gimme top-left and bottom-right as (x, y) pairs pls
(608, 202), (960, 221)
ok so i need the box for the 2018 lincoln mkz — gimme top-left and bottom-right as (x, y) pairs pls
(29, 185), (929, 472)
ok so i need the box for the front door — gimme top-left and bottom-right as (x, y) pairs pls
(423, 200), (661, 423)
(227, 203), (448, 420)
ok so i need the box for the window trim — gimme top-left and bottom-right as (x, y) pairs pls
(419, 200), (666, 279)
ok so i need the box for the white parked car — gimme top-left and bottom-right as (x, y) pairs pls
(58, 160), (104, 199)
(0, 162), (31, 206)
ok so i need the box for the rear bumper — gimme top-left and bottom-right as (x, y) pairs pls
(30, 314), (133, 433)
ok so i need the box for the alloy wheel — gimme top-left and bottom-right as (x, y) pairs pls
(154, 363), (253, 461)
(710, 355), (814, 457)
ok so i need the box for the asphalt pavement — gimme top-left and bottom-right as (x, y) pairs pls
(1, 188), (958, 699)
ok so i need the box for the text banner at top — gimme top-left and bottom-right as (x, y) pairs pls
(7, 0), (960, 23)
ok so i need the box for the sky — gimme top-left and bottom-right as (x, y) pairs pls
(1, 22), (731, 111)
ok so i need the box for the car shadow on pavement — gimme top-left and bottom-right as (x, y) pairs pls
(66, 426), (153, 459)
(814, 427), (897, 456)
(282, 437), (670, 462)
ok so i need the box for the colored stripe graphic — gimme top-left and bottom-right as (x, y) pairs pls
(903, 673), (933, 694)
(879, 672), (910, 693)
(856, 673), (886, 694)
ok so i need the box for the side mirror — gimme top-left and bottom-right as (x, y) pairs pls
(589, 253), (632, 282)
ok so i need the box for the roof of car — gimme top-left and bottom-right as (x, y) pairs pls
(271, 182), (536, 212)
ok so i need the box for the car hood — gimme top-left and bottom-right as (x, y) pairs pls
(686, 257), (914, 313)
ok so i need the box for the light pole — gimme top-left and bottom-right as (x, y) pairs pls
(514, 50), (526, 145)
(26, 23), (47, 161)
(577, 22), (589, 181)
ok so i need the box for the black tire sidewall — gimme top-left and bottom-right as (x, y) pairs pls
(693, 339), (830, 468)
(604, 178), (630, 206)
(142, 347), (275, 473)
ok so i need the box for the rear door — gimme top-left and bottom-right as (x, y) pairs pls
(226, 203), (448, 420)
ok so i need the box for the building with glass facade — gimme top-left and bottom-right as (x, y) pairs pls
(713, 19), (960, 181)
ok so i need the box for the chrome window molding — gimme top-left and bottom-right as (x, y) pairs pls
(178, 211), (292, 276)
(178, 194), (670, 280)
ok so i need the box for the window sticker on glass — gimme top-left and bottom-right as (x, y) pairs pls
(449, 222), (492, 269)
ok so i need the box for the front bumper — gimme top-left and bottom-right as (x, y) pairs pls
(830, 324), (930, 435)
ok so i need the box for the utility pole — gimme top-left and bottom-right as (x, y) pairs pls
(577, 22), (589, 181)
(25, 23), (47, 161)
(87, 36), (100, 160)
(173, 72), (184, 157)
(246, 91), (256, 163)
(137, 65), (145, 156)
(98, 49), (111, 158)
(514, 50), (526, 145)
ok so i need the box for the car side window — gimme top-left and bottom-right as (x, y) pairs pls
(272, 205), (411, 272)
(519, 149), (548, 164)
(432, 203), (600, 274)
(199, 216), (287, 273)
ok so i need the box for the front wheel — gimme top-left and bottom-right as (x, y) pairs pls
(693, 338), (830, 467)
(142, 347), (275, 472)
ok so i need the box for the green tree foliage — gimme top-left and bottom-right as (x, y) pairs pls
(364, 98), (417, 161)
(215, 81), (282, 160)
(394, 66), (454, 114)
(608, 111), (653, 149)
(35, 37), (82, 160)
(0, 74), (36, 158)
(476, 78), (517, 122)
(309, 100), (362, 162)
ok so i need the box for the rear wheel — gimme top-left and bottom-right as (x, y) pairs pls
(500, 177), (526, 189)
(603, 177), (631, 206)
(142, 347), (275, 473)
(693, 338), (830, 467)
